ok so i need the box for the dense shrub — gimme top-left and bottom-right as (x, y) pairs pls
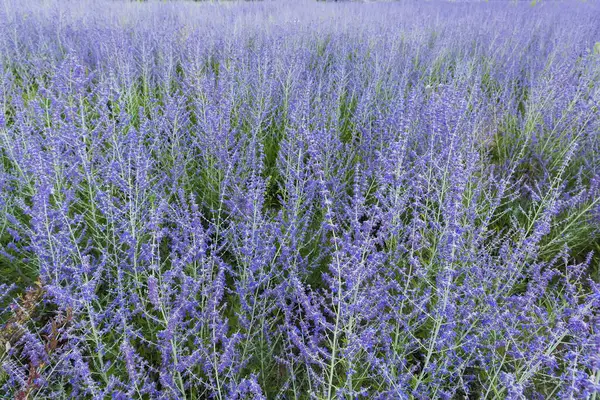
(0, 1), (599, 398)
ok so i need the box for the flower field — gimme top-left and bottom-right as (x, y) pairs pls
(0, 1), (599, 398)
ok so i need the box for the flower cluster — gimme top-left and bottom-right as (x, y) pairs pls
(1, 0), (599, 398)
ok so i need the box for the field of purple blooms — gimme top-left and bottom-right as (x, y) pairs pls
(0, 0), (599, 398)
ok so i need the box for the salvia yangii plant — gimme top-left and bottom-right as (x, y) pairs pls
(0, 0), (599, 398)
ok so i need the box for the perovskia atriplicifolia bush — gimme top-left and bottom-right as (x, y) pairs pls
(0, 0), (599, 398)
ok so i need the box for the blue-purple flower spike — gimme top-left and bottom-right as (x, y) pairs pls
(0, 0), (599, 398)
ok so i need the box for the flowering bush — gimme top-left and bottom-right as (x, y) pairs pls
(1, 1), (599, 398)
